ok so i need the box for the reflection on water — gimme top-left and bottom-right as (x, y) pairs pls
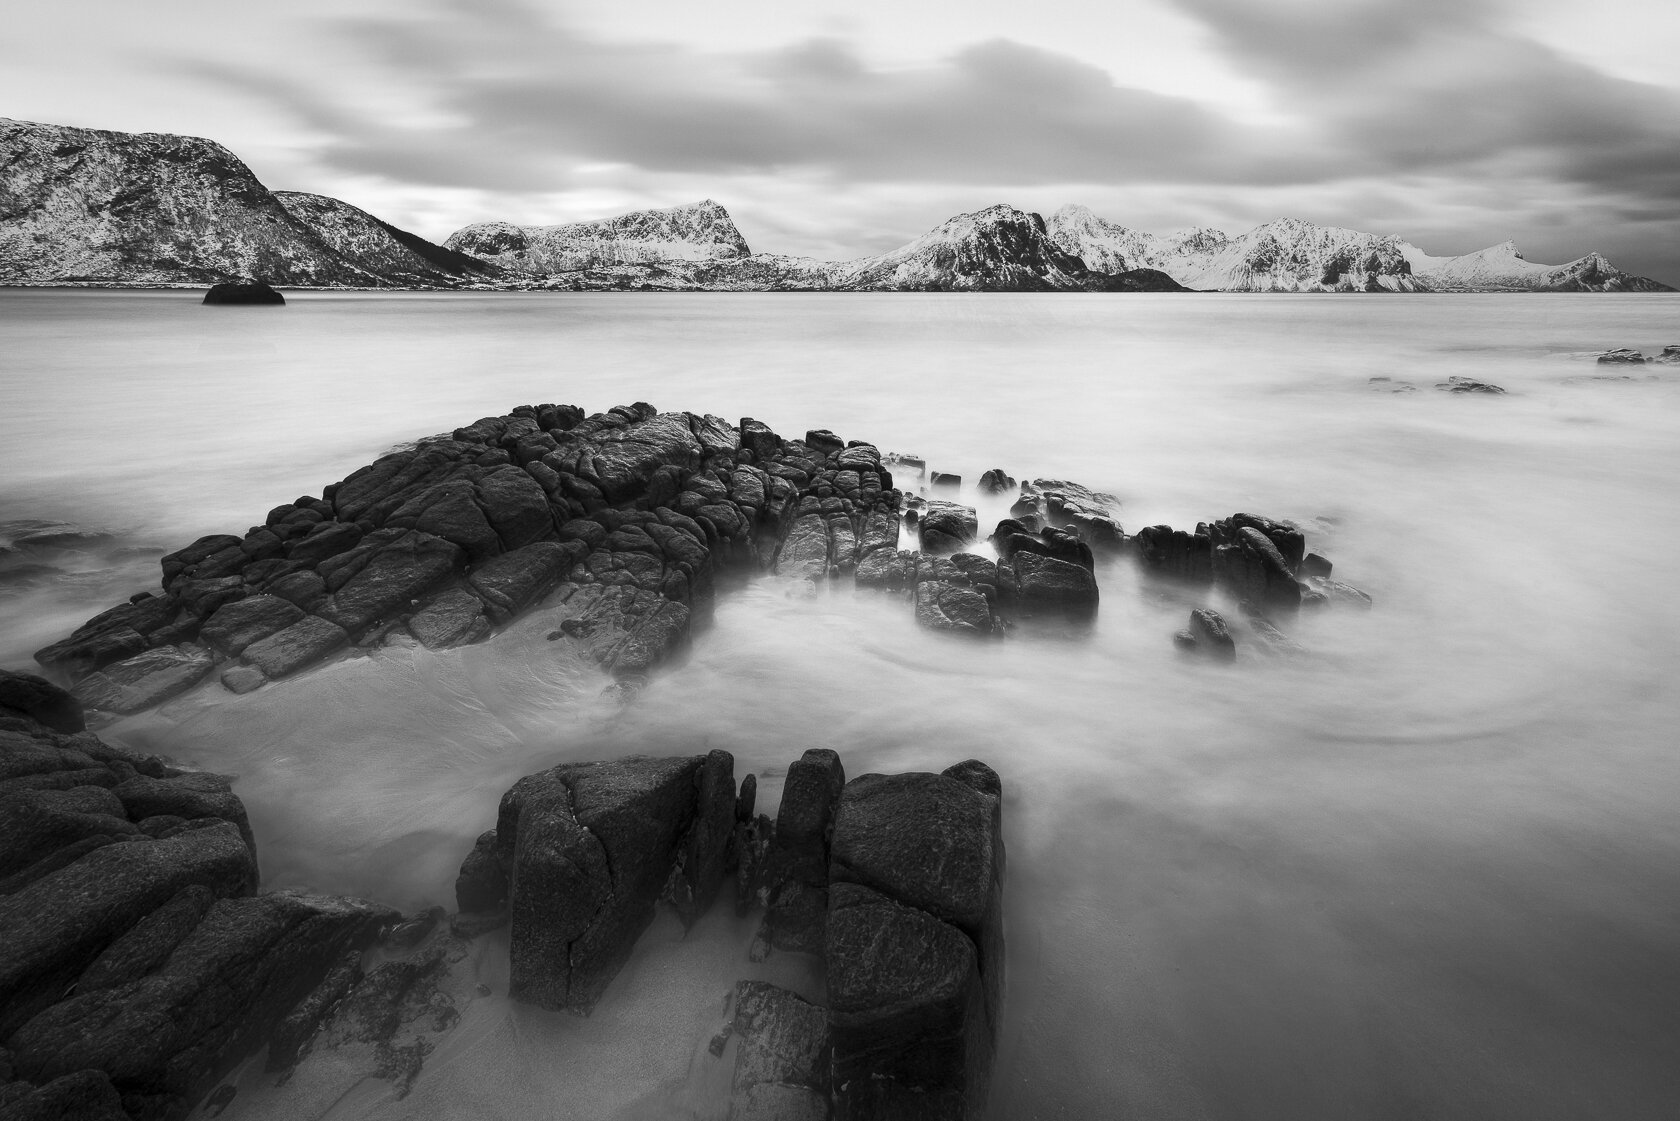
(3, 290), (1680, 1119)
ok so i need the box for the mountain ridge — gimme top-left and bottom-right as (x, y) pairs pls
(1, 117), (1670, 293)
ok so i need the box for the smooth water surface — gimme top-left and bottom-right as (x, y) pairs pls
(3, 289), (1679, 1119)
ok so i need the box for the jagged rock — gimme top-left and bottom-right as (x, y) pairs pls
(0, 1069), (128, 1120)
(9, 891), (394, 1121)
(0, 671), (83, 734)
(1596, 348), (1646, 364)
(1211, 525), (1301, 615)
(1435, 376), (1506, 394)
(914, 579), (997, 636)
(854, 548), (915, 591)
(1655, 345), (1680, 364)
(405, 589), (491, 649)
(1031, 479), (1124, 552)
(267, 948), (361, 1071)
(728, 981), (830, 1121)
(976, 469), (1015, 494)
(489, 753), (735, 1011)
(919, 502), (977, 554)
(998, 551), (1099, 618)
(74, 645), (217, 714)
(1368, 376), (1417, 393)
(991, 520), (1094, 573)
(202, 281), (285, 305)
(199, 595), (304, 657)
(75, 884), (217, 993)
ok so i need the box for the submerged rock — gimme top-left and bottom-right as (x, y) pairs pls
(1435, 375), (1506, 394)
(1176, 607), (1236, 661)
(202, 281), (285, 305)
(1596, 348), (1646, 364)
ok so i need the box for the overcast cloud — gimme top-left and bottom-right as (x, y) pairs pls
(9, 0), (1678, 280)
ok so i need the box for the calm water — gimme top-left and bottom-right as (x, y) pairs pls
(3, 289), (1679, 1120)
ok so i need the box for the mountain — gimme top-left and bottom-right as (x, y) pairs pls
(443, 200), (752, 275)
(273, 192), (501, 286)
(0, 118), (492, 287)
(1048, 205), (1672, 293)
(827, 204), (1181, 292)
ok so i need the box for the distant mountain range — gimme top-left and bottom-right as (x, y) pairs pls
(1, 117), (1671, 293)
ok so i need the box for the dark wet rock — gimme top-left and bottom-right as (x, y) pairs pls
(991, 520), (1094, 573)
(998, 551), (1099, 618)
(1211, 514), (1305, 573)
(10, 891), (394, 1120)
(1300, 552), (1333, 578)
(1134, 524), (1213, 583)
(466, 540), (580, 623)
(976, 469), (1015, 494)
(74, 645), (217, 715)
(1179, 608), (1236, 661)
(199, 594), (304, 657)
(0, 671), (83, 734)
(728, 980), (830, 1121)
(0, 1069), (129, 1120)
(915, 579), (997, 636)
(405, 588), (490, 649)
(317, 530), (464, 636)
(671, 749), (738, 927)
(1596, 348), (1646, 364)
(241, 616), (349, 679)
(485, 753), (736, 1011)
(919, 502), (978, 554)
(854, 548), (915, 591)
(453, 830), (506, 914)
(736, 772), (758, 821)
(218, 665), (266, 695)
(202, 281), (285, 305)
(825, 763), (1004, 1120)
(930, 471), (962, 490)
(1435, 376), (1506, 394)
(758, 749), (845, 956)
(1031, 479), (1124, 552)
(266, 948), (361, 1071)
(75, 884), (217, 993)
(1210, 523), (1301, 615)
(1655, 345), (1680, 364)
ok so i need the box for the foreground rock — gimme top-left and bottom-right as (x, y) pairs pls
(456, 749), (1005, 1120)
(0, 670), (395, 1121)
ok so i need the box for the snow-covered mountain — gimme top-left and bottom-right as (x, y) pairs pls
(828, 204), (1181, 292)
(273, 192), (500, 287)
(0, 118), (494, 287)
(443, 200), (752, 274)
(1048, 205), (1671, 293)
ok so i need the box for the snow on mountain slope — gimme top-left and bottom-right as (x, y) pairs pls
(273, 192), (500, 286)
(831, 204), (1182, 292)
(1400, 240), (1668, 292)
(443, 200), (752, 274)
(0, 118), (388, 286)
(1051, 204), (1672, 292)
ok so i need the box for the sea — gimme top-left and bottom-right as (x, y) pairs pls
(2, 288), (1678, 1120)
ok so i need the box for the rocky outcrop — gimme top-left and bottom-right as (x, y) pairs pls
(451, 752), (737, 1013)
(458, 748), (1005, 1120)
(0, 671), (396, 1121)
(273, 191), (501, 287)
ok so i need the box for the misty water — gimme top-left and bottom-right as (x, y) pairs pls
(3, 288), (1679, 1120)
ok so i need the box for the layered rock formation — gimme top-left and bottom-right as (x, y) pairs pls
(0, 670), (398, 1121)
(453, 749), (1006, 1121)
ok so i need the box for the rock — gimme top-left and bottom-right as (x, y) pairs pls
(914, 579), (997, 636)
(202, 281), (285, 305)
(930, 472), (962, 491)
(991, 521), (1093, 573)
(1300, 552), (1333, 578)
(199, 595), (305, 657)
(1134, 524), (1213, 583)
(671, 749), (737, 928)
(218, 664), (266, 694)
(1368, 376), (1417, 392)
(75, 884), (217, 993)
(854, 548), (915, 591)
(1655, 345), (1680, 364)
(317, 530), (464, 636)
(241, 616), (349, 679)
(1596, 348), (1646, 364)
(728, 981), (830, 1121)
(1182, 608), (1236, 662)
(1301, 576), (1373, 609)
(1031, 479), (1124, 552)
(453, 830), (507, 913)
(976, 469), (1015, 494)
(826, 764), (1004, 1121)
(406, 589), (491, 649)
(0, 1069), (129, 1120)
(0, 670), (83, 733)
(266, 948), (361, 1071)
(1435, 376), (1506, 394)
(465, 541), (577, 623)
(1211, 525), (1301, 615)
(998, 551), (1099, 618)
(8, 891), (394, 1120)
(759, 749), (845, 956)
(492, 754), (734, 1011)
(74, 645), (217, 715)
(918, 502), (977, 554)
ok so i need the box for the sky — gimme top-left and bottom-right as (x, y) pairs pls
(5, 0), (1680, 282)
